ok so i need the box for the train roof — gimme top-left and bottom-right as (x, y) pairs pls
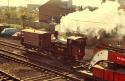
(21, 29), (49, 34)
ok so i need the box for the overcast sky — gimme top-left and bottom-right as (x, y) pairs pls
(0, 0), (102, 7)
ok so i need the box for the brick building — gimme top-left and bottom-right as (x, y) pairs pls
(39, 0), (75, 23)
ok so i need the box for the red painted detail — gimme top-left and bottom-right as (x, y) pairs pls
(92, 67), (125, 81)
(92, 67), (114, 81)
(104, 69), (114, 81)
(108, 51), (125, 66)
(92, 67), (104, 79)
(114, 72), (125, 81)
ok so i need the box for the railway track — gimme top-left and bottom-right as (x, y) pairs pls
(0, 52), (81, 81)
(0, 39), (107, 81)
(0, 53), (76, 81)
(0, 70), (20, 81)
(0, 39), (75, 74)
(0, 39), (22, 47)
(0, 40), (82, 81)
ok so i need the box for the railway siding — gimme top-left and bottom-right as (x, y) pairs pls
(0, 41), (81, 81)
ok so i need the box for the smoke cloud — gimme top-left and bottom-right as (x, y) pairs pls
(56, 0), (125, 39)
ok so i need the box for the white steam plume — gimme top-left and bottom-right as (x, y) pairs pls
(56, 0), (125, 39)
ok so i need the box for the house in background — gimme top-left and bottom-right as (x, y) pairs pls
(39, 0), (75, 23)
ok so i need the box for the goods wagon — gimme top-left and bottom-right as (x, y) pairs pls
(21, 29), (51, 50)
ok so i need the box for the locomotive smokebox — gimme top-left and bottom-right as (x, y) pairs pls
(67, 36), (87, 61)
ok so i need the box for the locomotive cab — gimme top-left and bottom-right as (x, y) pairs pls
(67, 36), (86, 61)
(51, 36), (87, 63)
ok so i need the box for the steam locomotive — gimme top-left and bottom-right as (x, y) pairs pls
(21, 29), (86, 62)
(21, 29), (125, 81)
